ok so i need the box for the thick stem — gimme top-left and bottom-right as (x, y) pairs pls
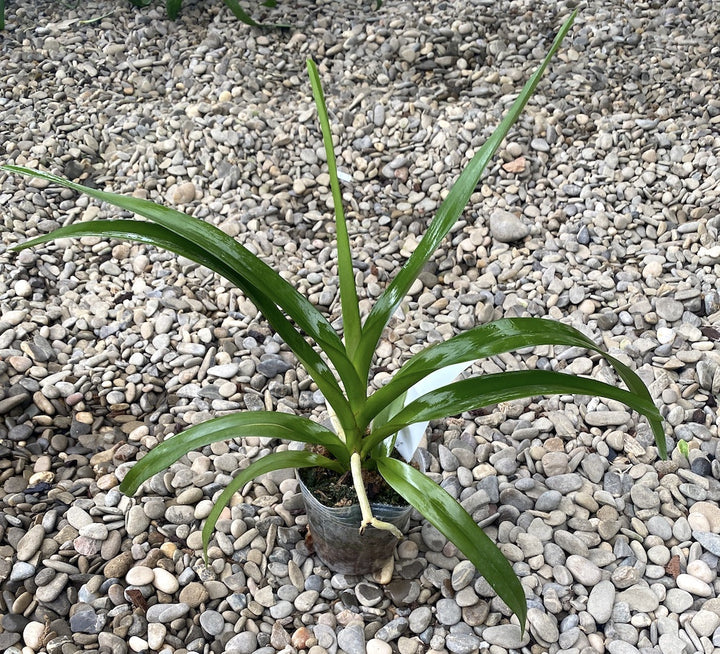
(350, 452), (403, 539)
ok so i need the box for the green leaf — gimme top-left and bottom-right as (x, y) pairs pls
(362, 317), (664, 453)
(365, 369), (663, 455)
(119, 411), (348, 497)
(221, 0), (289, 28)
(377, 457), (527, 627)
(166, 0), (182, 19)
(201, 449), (342, 560)
(0, 0), (5, 30)
(307, 60), (363, 378)
(221, 0), (261, 26)
(1, 164), (364, 432)
(355, 11), (577, 382)
(7, 213), (358, 434)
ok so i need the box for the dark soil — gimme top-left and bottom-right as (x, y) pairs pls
(299, 447), (409, 507)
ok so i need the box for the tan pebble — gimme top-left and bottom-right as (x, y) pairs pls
(159, 542), (177, 558)
(152, 567), (179, 594)
(689, 501), (720, 531)
(29, 471), (54, 484)
(688, 512), (710, 532)
(373, 556), (394, 584)
(179, 581), (209, 608)
(126, 565), (155, 586)
(172, 181), (197, 204)
(104, 552), (134, 579)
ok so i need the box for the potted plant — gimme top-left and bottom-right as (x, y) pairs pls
(1, 10), (666, 627)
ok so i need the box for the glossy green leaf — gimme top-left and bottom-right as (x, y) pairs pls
(307, 59), (362, 376)
(356, 11), (577, 382)
(362, 317), (665, 457)
(8, 214), (358, 433)
(202, 449), (342, 561)
(119, 411), (348, 496)
(365, 369), (663, 455)
(1, 164), (364, 429)
(377, 457), (527, 627)
(1, 165), (350, 376)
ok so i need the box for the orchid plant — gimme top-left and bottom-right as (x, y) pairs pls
(1, 10), (667, 626)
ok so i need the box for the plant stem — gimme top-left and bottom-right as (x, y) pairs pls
(350, 452), (403, 538)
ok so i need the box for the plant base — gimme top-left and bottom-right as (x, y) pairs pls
(297, 471), (412, 575)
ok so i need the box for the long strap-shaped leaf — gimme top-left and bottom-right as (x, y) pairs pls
(119, 411), (347, 496)
(221, 0), (290, 28)
(1, 164), (365, 422)
(9, 216), (359, 433)
(361, 318), (661, 437)
(354, 11), (577, 383)
(201, 449), (343, 560)
(307, 60), (363, 371)
(364, 369), (664, 456)
(377, 456), (527, 627)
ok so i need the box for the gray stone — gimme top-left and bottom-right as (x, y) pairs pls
(408, 607), (432, 634)
(69, 609), (106, 634)
(489, 209), (530, 243)
(337, 623), (365, 654)
(535, 490), (562, 511)
(145, 603), (190, 623)
(225, 631), (257, 654)
(664, 588), (693, 613)
(126, 505), (150, 537)
(655, 297), (684, 321)
(374, 618), (408, 641)
(545, 473), (583, 493)
(618, 586), (660, 612)
(587, 580), (615, 623)
(527, 608), (559, 643)
(629, 484), (660, 509)
(445, 633), (483, 654)
(435, 598), (462, 625)
(566, 555), (602, 586)
(481, 624), (530, 648)
(199, 610), (225, 636)
(692, 531), (720, 556)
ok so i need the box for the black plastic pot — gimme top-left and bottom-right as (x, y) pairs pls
(297, 471), (413, 575)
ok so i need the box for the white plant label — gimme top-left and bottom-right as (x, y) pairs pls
(394, 361), (470, 461)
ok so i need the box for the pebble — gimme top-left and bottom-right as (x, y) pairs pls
(337, 622), (365, 654)
(676, 574), (713, 597)
(481, 624), (530, 649)
(692, 531), (720, 556)
(152, 567), (180, 594)
(587, 580), (615, 623)
(16, 525), (45, 561)
(126, 566), (154, 586)
(200, 610), (225, 636)
(566, 555), (602, 586)
(489, 209), (530, 242)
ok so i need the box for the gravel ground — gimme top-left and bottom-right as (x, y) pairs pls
(2, 0), (720, 653)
